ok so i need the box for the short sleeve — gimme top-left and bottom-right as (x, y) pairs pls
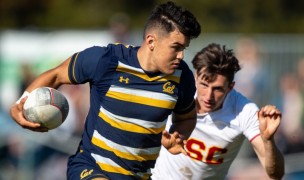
(239, 103), (260, 141)
(68, 46), (107, 84)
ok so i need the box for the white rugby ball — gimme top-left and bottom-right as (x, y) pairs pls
(23, 87), (69, 130)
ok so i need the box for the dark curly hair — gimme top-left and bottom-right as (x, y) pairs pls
(192, 43), (241, 83)
(143, 1), (201, 40)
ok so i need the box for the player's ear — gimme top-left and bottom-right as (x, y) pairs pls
(145, 33), (155, 51)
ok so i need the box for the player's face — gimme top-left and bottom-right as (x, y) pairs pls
(153, 30), (189, 74)
(195, 72), (234, 113)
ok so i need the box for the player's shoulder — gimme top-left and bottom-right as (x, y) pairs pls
(81, 43), (134, 54)
(106, 43), (139, 60)
(176, 60), (193, 79)
(226, 89), (259, 113)
(179, 60), (191, 70)
(107, 43), (136, 52)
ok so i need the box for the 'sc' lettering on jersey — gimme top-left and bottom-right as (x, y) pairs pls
(186, 139), (205, 161)
(186, 138), (227, 164)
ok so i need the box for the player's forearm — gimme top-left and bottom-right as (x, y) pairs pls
(25, 72), (61, 92)
(170, 107), (197, 139)
(26, 62), (71, 92)
(264, 139), (285, 179)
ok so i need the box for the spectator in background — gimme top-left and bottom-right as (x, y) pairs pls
(234, 37), (267, 107)
(0, 63), (36, 180)
(279, 58), (304, 154)
(109, 12), (132, 44)
(297, 58), (304, 104)
(233, 37), (268, 159)
(58, 84), (89, 137)
(19, 63), (36, 93)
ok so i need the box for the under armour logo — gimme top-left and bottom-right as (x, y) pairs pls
(163, 82), (175, 94)
(119, 76), (129, 84)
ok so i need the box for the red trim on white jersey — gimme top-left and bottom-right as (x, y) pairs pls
(249, 133), (261, 143)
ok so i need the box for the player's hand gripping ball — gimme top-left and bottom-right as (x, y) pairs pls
(23, 87), (69, 130)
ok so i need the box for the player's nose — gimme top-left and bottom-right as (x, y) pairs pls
(177, 51), (184, 60)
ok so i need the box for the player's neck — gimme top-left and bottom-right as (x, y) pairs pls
(137, 45), (158, 73)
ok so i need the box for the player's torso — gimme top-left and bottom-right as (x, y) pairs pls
(179, 90), (260, 180)
(152, 90), (260, 180)
(186, 112), (245, 165)
(151, 114), (244, 180)
(84, 44), (185, 179)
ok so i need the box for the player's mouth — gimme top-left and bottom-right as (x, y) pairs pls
(172, 62), (180, 68)
(203, 100), (214, 108)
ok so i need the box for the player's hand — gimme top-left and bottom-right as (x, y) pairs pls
(258, 105), (281, 141)
(10, 96), (48, 132)
(161, 130), (187, 155)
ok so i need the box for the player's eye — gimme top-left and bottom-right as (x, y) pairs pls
(200, 82), (208, 88)
(172, 46), (184, 52)
(214, 87), (225, 93)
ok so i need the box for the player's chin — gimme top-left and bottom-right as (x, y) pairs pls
(202, 105), (215, 113)
(163, 68), (176, 75)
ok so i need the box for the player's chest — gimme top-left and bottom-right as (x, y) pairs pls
(109, 66), (180, 97)
(195, 116), (243, 144)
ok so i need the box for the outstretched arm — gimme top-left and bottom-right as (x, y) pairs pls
(9, 57), (72, 132)
(252, 105), (285, 179)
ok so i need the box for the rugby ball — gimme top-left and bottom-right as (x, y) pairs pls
(23, 87), (69, 130)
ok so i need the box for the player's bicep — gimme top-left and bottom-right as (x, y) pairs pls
(25, 57), (72, 91)
(55, 56), (72, 84)
(170, 106), (196, 139)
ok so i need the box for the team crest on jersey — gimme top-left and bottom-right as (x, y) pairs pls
(119, 76), (129, 84)
(80, 169), (94, 179)
(163, 82), (175, 94)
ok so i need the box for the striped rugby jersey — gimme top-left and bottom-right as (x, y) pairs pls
(67, 44), (196, 179)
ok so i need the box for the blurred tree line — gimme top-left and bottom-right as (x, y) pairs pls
(0, 0), (303, 33)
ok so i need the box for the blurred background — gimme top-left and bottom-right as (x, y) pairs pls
(0, 0), (304, 179)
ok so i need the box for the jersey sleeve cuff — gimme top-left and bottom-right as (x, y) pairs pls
(68, 52), (80, 84)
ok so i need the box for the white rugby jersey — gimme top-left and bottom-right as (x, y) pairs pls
(151, 89), (260, 180)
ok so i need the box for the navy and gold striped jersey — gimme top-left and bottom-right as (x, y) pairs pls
(67, 44), (196, 179)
